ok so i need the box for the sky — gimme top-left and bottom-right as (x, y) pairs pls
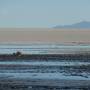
(0, 0), (90, 28)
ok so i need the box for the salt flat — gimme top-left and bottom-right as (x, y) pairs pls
(0, 28), (90, 43)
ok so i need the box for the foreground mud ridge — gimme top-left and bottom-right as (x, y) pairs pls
(0, 84), (90, 90)
(0, 53), (90, 61)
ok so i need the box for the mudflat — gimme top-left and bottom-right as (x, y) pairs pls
(0, 28), (90, 43)
(0, 79), (90, 87)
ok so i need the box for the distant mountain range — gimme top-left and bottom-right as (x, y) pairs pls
(54, 21), (90, 28)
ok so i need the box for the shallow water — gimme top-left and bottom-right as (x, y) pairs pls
(0, 44), (90, 84)
(0, 44), (90, 54)
(0, 60), (90, 80)
(0, 73), (90, 80)
(0, 61), (90, 66)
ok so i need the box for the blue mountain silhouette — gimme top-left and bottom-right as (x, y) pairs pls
(54, 21), (90, 28)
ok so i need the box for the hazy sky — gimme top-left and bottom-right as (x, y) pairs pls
(0, 0), (90, 27)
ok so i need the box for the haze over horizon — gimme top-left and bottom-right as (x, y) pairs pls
(0, 0), (90, 28)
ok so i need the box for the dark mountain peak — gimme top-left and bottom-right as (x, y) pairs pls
(54, 21), (90, 29)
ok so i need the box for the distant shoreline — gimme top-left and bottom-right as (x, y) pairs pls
(1, 42), (90, 45)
